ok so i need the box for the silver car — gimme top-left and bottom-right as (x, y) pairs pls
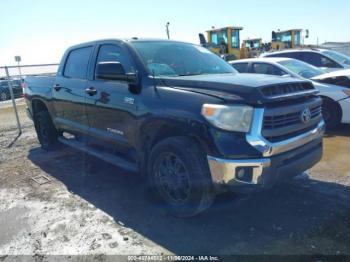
(261, 49), (350, 72)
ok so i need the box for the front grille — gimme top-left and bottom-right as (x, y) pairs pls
(264, 105), (321, 130)
(261, 97), (322, 142)
(260, 82), (315, 97)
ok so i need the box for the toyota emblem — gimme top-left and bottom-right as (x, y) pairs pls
(301, 108), (312, 124)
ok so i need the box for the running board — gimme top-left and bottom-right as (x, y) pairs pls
(58, 137), (138, 172)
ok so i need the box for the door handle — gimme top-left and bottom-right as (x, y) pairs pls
(53, 84), (62, 91)
(85, 87), (97, 96)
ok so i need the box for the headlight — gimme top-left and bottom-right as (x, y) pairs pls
(201, 104), (254, 132)
(343, 89), (350, 96)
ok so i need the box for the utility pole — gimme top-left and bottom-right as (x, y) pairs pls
(166, 22), (170, 39)
(5, 66), (22, 135)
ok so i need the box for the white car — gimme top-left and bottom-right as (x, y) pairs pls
(230, 57), (350, 128)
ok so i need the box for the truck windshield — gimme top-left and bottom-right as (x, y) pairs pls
(130, 41), (236, 77)
(278, 59), (325, 79)
(323, 50), (350, 66)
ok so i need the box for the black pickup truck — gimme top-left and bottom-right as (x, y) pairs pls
(24, 39), (325, 217)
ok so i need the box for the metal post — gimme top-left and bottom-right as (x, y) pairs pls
(17, 61), (23, 78)
(4, 66), (22, 135)
(166, 22), (170, 39)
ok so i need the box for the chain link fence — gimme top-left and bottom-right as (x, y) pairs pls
(0, 64), (59, 135)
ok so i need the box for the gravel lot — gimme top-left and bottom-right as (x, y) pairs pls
(0, 99), (350, 260)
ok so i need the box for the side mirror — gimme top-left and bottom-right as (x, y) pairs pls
(96, 62), (137, 83)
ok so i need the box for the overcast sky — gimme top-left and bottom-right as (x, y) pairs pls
(1, 0), (350, 65)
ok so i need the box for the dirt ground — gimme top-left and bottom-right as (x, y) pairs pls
(0, 99), (350, 260)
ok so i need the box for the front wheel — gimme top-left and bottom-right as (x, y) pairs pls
(148, 137), (215, 217)
(322, 98), (341, 129)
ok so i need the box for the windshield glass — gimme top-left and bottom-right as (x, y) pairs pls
(278, 59), (325, 79)
(323, 50), (350, 65)
(130, 41), (237, 77)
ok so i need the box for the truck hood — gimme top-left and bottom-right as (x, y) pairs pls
(158, 73), (316, 105)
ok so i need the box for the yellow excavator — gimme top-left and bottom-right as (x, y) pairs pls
(199, 27), (308, 60)
(270, 29), (305, 50)
(199, 26), (243, 60)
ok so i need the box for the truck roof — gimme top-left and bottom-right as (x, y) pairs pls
(66, 38), (192, 50)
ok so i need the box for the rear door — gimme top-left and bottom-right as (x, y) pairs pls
(53, 46), (93, 134)
(85, 42), (139, 152)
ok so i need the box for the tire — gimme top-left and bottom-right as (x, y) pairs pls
(322, 98), (341, 129)
(0, 91), (7, 101)
(34, 111), (58, 150)
(148, 136), (215, 217)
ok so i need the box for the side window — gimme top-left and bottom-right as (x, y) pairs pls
(231, 63), (249, 73)
(251, 63), (285, 76)
(284, 52), (300, 59)
(299, 52), (322, 67)
(64, 47), (92, 79)
(267, 52), (299, 59)
(231, 29), (240, 49)
(210, 32), (218, 46)
(95, 44), (133, 74)
(320, 55), (341, 68)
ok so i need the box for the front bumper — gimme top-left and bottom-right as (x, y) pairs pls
(208, 139), (323, 192)
(207, 110), (325, 192)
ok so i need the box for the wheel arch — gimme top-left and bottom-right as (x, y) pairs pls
(319, 95), (343, 120)
(31, 98), (50, 118)
(138, 119), (211, 176)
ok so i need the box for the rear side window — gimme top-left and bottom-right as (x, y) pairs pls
(299, 52), (322, 66)
(251, 63), (285, 76)
(299, 52), (340, 68)
(64, 47), (92, 79)
(231, 63), (249, 73)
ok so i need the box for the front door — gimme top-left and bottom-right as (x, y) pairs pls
(85, 43), (139, 153)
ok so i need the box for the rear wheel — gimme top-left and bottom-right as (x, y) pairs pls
(322, 98), (341, 129)
(0, 91), (7, 101)
(148, 137), (215, 217)
(34, 111), (58, 150)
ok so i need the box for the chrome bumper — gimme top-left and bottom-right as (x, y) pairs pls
(208, 109), (325, 186)
(208, 157), (271, 185)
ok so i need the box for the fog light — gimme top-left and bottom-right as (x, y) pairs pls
(235, 167), (253, 183)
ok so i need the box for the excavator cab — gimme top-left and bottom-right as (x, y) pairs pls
(241, 38), (263, 58)
(271, 29), (302, 50)
(199, 26), (243, 61)
(243, 38), (262, 49)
